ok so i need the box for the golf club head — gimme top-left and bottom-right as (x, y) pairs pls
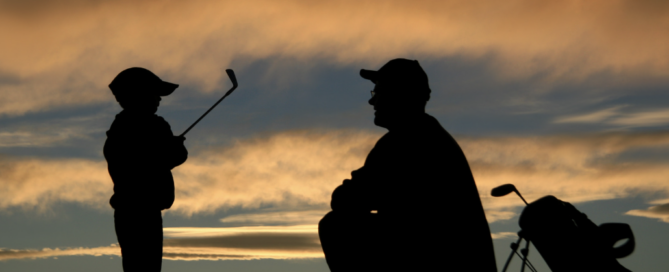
(491, 184), (517, 197)
(226, 69), (238, 88)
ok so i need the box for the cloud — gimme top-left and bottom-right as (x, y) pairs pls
(0, 132), (75, 147)
(170, 130), (378, 215)
(3, 0), (669, 115)
(491, 232), (517, 240)
(609, 109), (669, 127)
(0, 225), (324, 261)
(3, 129), (669, 224)
(626, 203), (669, 223)
(463, 131), (669, 212)
(163, 225), (320, 238)
(554, 106), (669, 128)
(0, 224), (526, 262)
(163, 225), (321, 254)
(0, 129), (377, 214)
(0, 156), (111, 211)
(554, 106), (626, 124)
(220, 210), (331, 226)
(484, 210), (517, 223)
(0, 246), (120, 261)
(173, 129), (669, 217)
(0, 112), (111, 148)
(162, 225), (324, 260)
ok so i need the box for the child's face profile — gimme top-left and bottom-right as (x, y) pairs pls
(118, 93), (162, 114)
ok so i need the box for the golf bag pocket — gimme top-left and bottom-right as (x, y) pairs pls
(518, 196), (634, 272)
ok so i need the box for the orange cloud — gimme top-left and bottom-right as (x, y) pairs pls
(0, 156), (111, 211)
(0, 223), (524, 262)
(0, 225), (324, 261)
(463, 132), (669, 215)
(2, 129), (669, 224)
(0, 246), (120, 261)
(626, 202), (669, 223)
(2, 0), (669, 115)
(491, 232), (517, 240)
(0, 129), (377, 214)
(171, 130), (377, 215)
(219, 210), (331, 226)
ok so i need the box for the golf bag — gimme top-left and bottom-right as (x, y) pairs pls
(492, 185), (637, 272)
(516, 195), (635, 272)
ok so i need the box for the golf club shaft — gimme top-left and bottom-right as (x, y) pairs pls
(180, 69), (238, 137)
(501, 236), (522, 272)
(515, 190), (529, 206)
(520, 240), (531, 272)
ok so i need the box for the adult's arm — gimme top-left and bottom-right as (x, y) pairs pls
(329, 135), (395, 212)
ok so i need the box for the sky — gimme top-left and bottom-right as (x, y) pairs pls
(1, 0), (669, 271)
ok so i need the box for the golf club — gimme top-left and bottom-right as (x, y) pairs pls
(179, 69), (238, 137)
(493, 184), (536, 272)
(491, 183), (529, 205)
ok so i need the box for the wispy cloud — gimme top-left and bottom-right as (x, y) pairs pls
(163, 225), (321, 256)
(0, 246), (120, 261)
(554, 106), (626, 124)
(0, 113), (109, 148)
(0, 225), (324, 261)
(0, 129), (377, 213)
(171, 130), (377, 215)
(491, 232), (517, 240)
(460, 131), (669, 214)
(163, 225), (320, 238)
(3, 129), (669, 224)
(2, 0), (669, 115)
(484, 210), (517, 223)
(0, 224), (526, 262)
(220, 210), (330, 226)
(162, 225), (324, 260)
(609, 109), (669, 127)
(0, 156), (110, 211)
(555, 106), (669, 128)
(626, 203), (669, 223)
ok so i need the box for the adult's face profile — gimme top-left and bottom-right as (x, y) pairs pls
(362, 59), (430, 129)
(368, 80), (407, 129)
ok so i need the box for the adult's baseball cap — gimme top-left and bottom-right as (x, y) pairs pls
(360, 58), (430, 100)
(109, 67), (178, 97)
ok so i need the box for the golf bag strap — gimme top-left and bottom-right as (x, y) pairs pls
(598, 223), (635, 258)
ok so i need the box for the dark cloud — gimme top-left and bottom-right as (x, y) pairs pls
(164, 233), (321, 251)
(649, 204), (669, 213)
(0, 70), (21, 86)
(3, 0), (669, 116)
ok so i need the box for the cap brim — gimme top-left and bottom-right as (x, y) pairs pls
(157, 81), (179, 96)
(360, 69), (378, 83)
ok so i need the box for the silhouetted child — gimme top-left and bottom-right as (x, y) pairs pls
(318, 59), (497, 272)
(104, 67), (188, 272)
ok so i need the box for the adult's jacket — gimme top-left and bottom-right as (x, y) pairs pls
(330, 113), (497, 271)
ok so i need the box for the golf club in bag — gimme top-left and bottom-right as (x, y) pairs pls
(180, 69), (238, 137)
(491, 184), (635, 272)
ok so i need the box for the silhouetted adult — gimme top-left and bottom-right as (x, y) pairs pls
(318, 59), (497, 271)
(104, 68), (188, 272)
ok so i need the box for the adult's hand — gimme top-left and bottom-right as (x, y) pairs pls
(330, 183), (348, 210)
